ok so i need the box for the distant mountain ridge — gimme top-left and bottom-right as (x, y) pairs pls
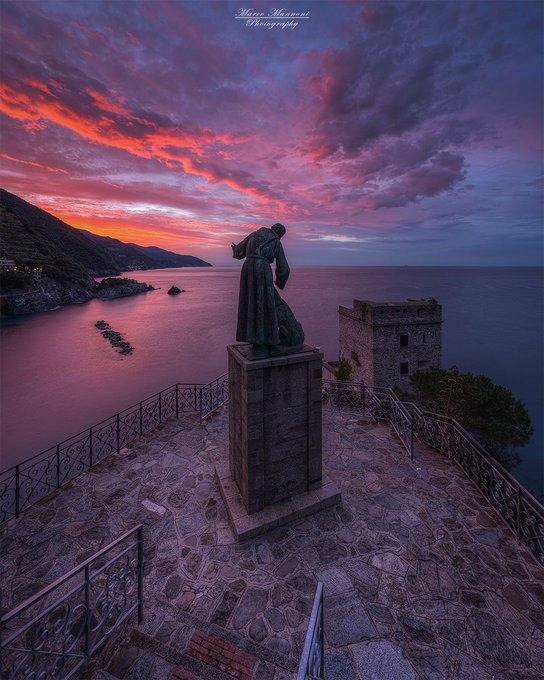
(80, 230), (210, 270)
(0, 189), (211, 273)
(0, 188), (210, 315)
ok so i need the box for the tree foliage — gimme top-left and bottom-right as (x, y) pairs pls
(407, 367), (533, 471)
(335, 358), (353, 381)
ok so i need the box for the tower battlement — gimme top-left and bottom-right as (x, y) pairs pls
(339, 298), (442, 388)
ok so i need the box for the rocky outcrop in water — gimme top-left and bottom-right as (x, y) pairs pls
(95, 320), (133, 355)
(0, 188), (208, 316)
(95, 277), (154, 299)
(167, 285), (184, 295)
(0, 276), (153, 316)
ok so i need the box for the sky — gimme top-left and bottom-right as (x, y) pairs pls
(0, 0), (543, 266)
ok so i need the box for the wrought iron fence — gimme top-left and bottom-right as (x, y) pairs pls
(0, 381), (217, 523)
(2, 372), (542, 566)
(389, 397), (414, 461)
(322, 381), (413, 457)
(410, 404), (544, 566)
(323, 381), (543, 565)
(0, 525), (143, 680)
(199, 373), (229, 423)
(297, 582), (324, 680)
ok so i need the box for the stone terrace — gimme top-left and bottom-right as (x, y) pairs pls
(1, 407), (543, 679)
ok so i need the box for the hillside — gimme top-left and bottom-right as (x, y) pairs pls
(0, 189), (118, 279)
(0, 189), (212, 275)
(0, 189), (210, 315)
(81, 231), (212, 270)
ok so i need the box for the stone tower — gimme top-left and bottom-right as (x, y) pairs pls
(338, 299), (442, 389)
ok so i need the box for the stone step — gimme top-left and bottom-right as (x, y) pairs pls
(100, 603), (298, 680)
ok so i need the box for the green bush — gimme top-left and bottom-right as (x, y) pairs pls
(335, 358), (352, 381)
(409, 367), (533, 470)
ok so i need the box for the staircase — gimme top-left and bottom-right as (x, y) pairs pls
(93, 603), (298, 680)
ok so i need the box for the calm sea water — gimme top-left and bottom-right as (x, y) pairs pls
(1, 266), (542, 496)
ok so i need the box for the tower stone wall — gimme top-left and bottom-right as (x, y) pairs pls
(339, 299), (442, 389)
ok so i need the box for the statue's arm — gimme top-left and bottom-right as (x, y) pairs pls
(231, 235), (250, 260)
(274, 242), (290, 290)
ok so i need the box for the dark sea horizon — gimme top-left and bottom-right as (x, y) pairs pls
(1, 265), (542, 497)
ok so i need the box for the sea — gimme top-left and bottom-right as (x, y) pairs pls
(1, 266), (542, 497)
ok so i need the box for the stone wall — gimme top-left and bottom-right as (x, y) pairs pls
(339, 299), (442, 389)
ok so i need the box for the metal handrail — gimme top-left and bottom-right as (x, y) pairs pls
(199, 373), (229, 423)
(0, 525), (143, 679)
(297, 582), (324, 680)
(322, 380), (543, 565)
(322, 380), (414, 457)
(1, 373), (542, 564)
(0, 381), (217, 523)
(407, 401), (543, 562)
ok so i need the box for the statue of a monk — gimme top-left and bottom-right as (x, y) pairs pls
(232, 223), (304, 358)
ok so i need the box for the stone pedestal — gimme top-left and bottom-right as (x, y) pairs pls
(216, 344), (340, 540)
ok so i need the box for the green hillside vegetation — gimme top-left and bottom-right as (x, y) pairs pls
(0, 189), (118, 281)
(0, 189), (211, 293)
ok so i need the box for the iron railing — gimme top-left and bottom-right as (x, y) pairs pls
(1, 371), (541, 565)
(409, 404), (544, 566)
(297, 582), (324, 680)
(322, 380), (413, 457)
(0, 525), (143, 680)
(199, 373), (228, 423)
(322, 379), (543, 565)
(0, 377), (229, 523)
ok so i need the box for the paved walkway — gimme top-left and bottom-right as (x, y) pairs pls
(1, 406), (543, 679)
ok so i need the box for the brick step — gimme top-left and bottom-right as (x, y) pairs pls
(100, 603), (298, 680)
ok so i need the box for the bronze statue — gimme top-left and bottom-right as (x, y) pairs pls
(232, 223), (304, 357)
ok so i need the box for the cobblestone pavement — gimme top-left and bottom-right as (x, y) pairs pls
(1, 406), (543, 679)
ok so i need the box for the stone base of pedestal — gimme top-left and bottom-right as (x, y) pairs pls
(215, 462), (341, 541)
(228, 344), (324, 515)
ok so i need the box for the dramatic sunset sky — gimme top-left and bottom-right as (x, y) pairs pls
(1, 1), (542, 265)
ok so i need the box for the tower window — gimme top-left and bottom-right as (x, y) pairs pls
(400, 334), (409, 347)
(400, 362), (409, 375)
(422, 335), (426, 344)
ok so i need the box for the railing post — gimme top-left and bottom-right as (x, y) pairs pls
(56, 445), (61, 488)
(116, 414), (120, 454)
(194, 384), (197, 412)
(175, 384), (179, 418)
(139, 402), (143, 436)
(319, 585), (324, 677)
(410, 404), (414, 462)
(159, 391), (162, 423)
(84, 564), (91, 655)
(137, 526), (144, 624)
(89, 427), (94, 468)
(517, 486), (522, 542)
(199, 387), (203, 425)
(487, 460), (494, 505)
(15, 464), (20, 518)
